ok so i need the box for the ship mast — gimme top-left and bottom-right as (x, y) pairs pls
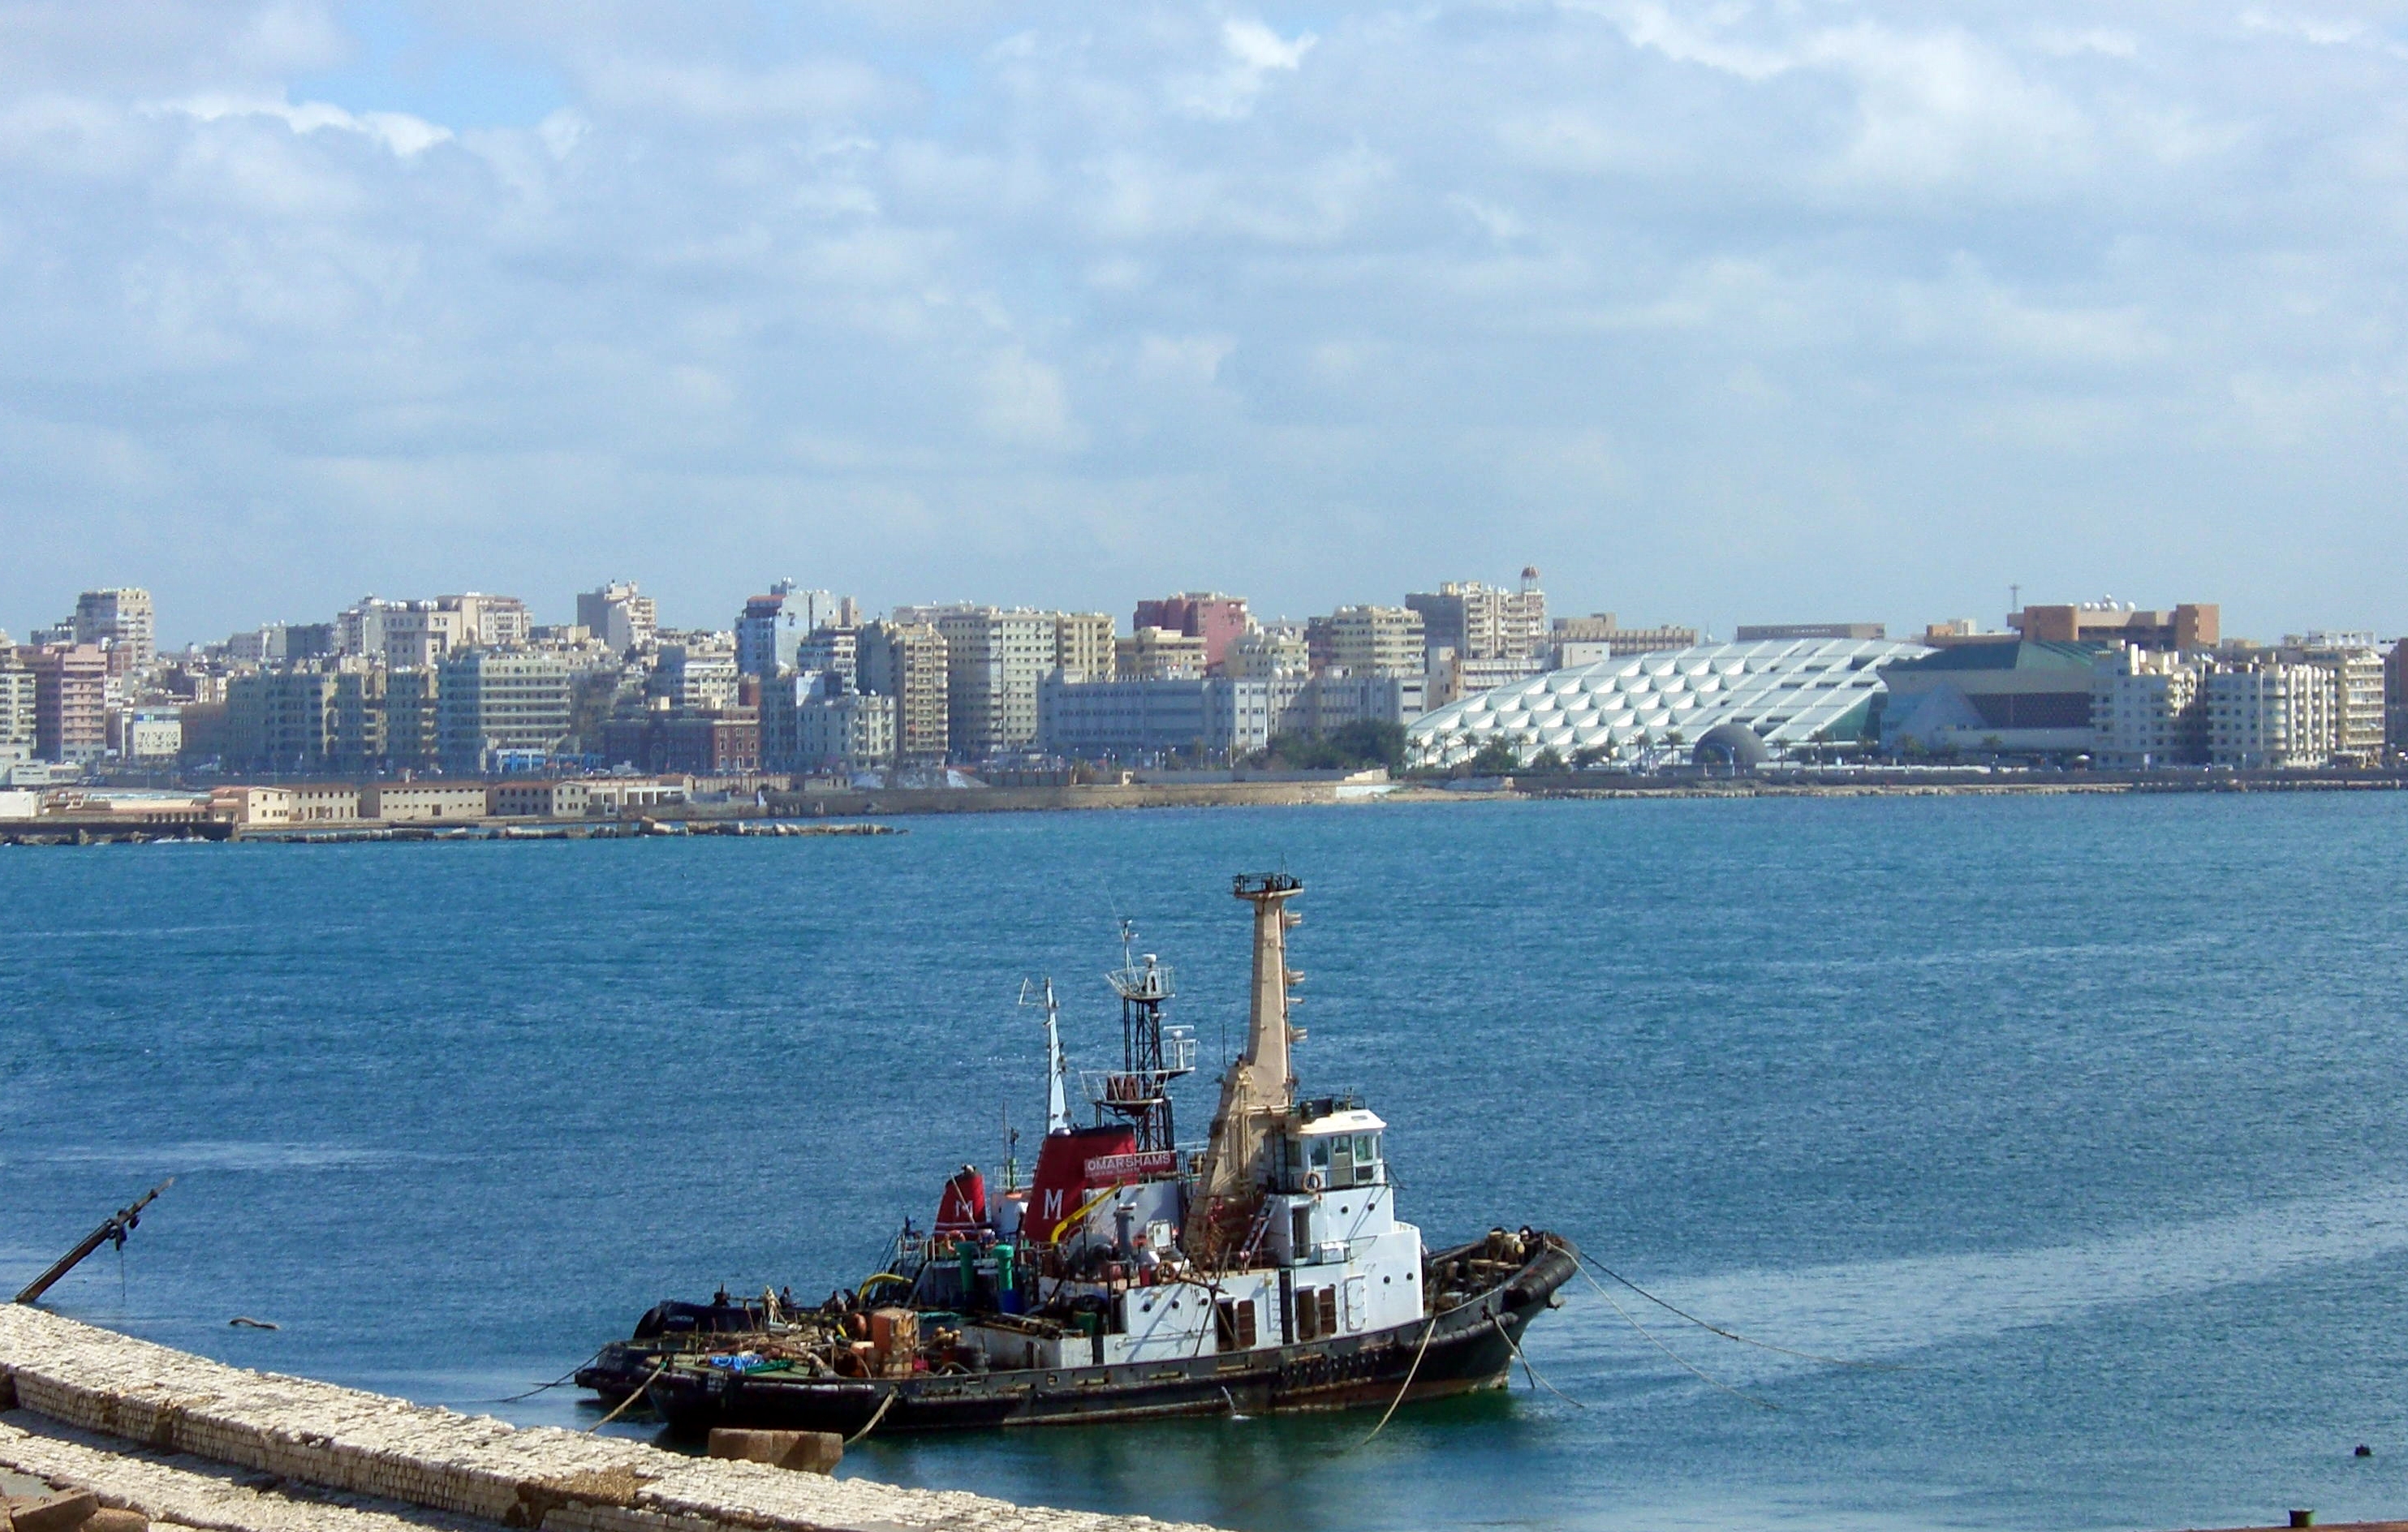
(1019, 977), (1071, 1134)
(1085, 920), (1195, 1152)
(1191, 872), (1304, 1265)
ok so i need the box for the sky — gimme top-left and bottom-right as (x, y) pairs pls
(1, 1), (2403, 647)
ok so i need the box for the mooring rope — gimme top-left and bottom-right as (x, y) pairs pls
(1579, 1252), (1906, 1370)
(846, 1388), (898, 1444)
(1579, 1265), (1778, 1411)
(492, 1348), (606, 1404)
(1489, 1314), (1584, 1409)
(586, 1358), (670, 1432)
(1356, 1310), (1441, 1448)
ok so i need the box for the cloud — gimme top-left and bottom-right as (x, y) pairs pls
(160, 93), (454, 156)
(1173, 17), (1316, 120)
(0, 1), (2404, 643)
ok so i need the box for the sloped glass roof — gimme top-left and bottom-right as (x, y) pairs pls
(1406, 638), (1933, 766)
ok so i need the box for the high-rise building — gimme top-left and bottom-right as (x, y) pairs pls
(2091, 647), (2206, 768)
(1115, 626), (1208, 680)
(918, 606), (1060, 758)
(1055, 612), (1117, 678)
(735, 592), (787, 678)
(437, 650), (572, 774)
(225, 668), (338, 772)
(0, 658), (36, 764)
(1226, 624), (1309, 679)
(576, 583), (657, 654)
(1307, 606), (1425, 678)
(2204, 662), (2337, 768)
(1405, 571), (1546, 666)
(2389, 638), (2408, 758)
(738, 585), (860, 676)
(2278, 635), (2385, 765)
(330, 666), (388, 774)
(386, 669), (441, 772)
(795, 625), (859, 689)
(652, 643), (739, 712)
(74, 588), (154, 669)
(1548, 614), (1700, 661)
(1131, 594), (1247, 672)
(857, 621), (949, 764)
(29, 644), (108, 763)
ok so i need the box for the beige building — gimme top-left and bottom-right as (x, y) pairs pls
(1226, 624), (1309, 679)
(2091, 648), (2204, 768)
(2278, 635), (2384, 764)
(793, 690), (897, 772)
(209, 785), (294, 825)
(75, 588), (154, 669)
(290, 784), (361, 823)
(1054, 612), (1116, 679)
(360, 783), (491, 822)
(2013, 601), (2218, 651)
(488, 780), (592, 819)
(924, 605), (1059, 757)
(437, 649), (573, 774)
(385, 669), (440, 772)
(1116, 626), (1209, 680)
(2205, 663), (2337, 768)
(857, 621), (950, 764)
(1310, 606), (1424, 678)
(1549, 614), (1699, 658)
(577, 583), (658, 653)
(1406, 573), (1547, 665)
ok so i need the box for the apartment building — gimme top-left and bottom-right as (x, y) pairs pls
(917, 605), (1059, 758)
(2091, 648), (2204, 768)
(1226, 624), (1308, 679)
(575, 583), (657, 653)
(2204, 663), (2337, 768)
(30, 644), (109, 763)
(1307, 606), (1425, 678)
(1055, 612), (1117, 678)
(1130, 594), (1247, 672)
(1116, 626), (1208, 680)
(857, 621), (950, 764)
(1406, 572), (1546, 665)
(437, 650), (572, 775)
(2278, 635), (2385, 764)
(0, 663), (36, 764)
(74, 588), (154, 669)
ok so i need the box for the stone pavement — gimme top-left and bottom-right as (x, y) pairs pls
(0, 1306), (1222, 1532)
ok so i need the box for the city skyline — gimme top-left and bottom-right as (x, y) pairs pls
(4, 4), (2405, 647)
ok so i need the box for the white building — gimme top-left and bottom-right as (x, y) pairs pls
(2091, 648), (2204, 768)
(2279, 635), (2384, 764)
(792, 685), (896, 772)
(576, 583), (657, 654)
(2204, 663), (2337, 768)
(0, 665), (35, 765)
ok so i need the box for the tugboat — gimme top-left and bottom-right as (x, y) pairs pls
(590, 874), (1578, 1434)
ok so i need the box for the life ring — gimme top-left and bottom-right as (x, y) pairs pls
(1303, 1172), (1325, 1194)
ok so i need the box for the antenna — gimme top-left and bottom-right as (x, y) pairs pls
(1017, 977), (1070, 1134)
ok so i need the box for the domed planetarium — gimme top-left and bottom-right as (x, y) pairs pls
(1406, 638), (1932, 770)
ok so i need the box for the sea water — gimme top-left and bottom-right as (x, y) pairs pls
(6, 794), (2408, 1531)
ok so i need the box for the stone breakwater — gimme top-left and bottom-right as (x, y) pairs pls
(0, 1307), (1221, 1532)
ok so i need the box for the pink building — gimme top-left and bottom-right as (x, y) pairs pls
(1131, 592), (1251, 673)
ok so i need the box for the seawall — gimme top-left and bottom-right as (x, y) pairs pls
(0, 1306), (1218, 1532)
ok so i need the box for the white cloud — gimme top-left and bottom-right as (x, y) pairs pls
(160, 93), (453, 157)
(1173, 17), (1316, 120)
(1, 2), (2405, 640)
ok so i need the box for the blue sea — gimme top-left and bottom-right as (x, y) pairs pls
(6, 795), (2408, 1532)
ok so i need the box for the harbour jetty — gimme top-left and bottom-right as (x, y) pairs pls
(0, 1306), (1218, 1532)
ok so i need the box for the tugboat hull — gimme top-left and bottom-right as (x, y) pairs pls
(646, 1235), (1576, 1436)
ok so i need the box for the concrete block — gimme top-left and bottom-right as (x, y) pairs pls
(80, 1511), (147, 1532)
(8, 1487), (100, 1532)
(704, 1429), (843, 1474)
